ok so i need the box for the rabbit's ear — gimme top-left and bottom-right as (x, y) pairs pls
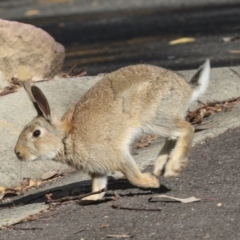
(23, 82), (35, 102)
(23, 82), (44, 117)
(31, 86), (51, 121)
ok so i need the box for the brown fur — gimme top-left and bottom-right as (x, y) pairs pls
(15, 62), (210, 201)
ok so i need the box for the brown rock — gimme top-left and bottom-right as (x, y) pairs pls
(0, 19), (65, 81)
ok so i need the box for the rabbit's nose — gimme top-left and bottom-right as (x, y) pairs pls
(15, 149), (22, 159)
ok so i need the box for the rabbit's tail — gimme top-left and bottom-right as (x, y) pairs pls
(189, 59), (210, 103)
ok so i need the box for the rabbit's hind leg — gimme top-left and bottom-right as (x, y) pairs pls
(119, 152), (160, 189)
(164, 120), (194, 178)
(153, 138), (176, 177)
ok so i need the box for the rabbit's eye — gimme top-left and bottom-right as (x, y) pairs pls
(33, 130), (41, 138)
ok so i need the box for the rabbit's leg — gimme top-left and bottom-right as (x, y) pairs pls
(82, 174), (107, 201)
(119, 153), (160, 188)
(153, 138), (176, 177)
(164, 120), (194, 178)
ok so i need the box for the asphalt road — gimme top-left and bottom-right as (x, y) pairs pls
(2, 1), (240, 74)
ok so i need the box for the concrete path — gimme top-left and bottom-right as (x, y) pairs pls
(1, 65), (240, 227)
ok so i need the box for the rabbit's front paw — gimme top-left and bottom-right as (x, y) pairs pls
(81, 193), (101, 201)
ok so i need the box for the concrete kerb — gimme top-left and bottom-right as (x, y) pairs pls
(1, 65), (240, 228)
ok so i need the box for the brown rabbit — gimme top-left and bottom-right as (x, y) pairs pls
(15, 60), (210, 201)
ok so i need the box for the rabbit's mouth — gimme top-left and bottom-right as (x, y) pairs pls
(31, 150), (59, 161)
(14, 151), (36, 162)
(14, 149), (58, 162)
(15, 154), (32, 162)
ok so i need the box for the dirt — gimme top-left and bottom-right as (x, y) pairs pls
(1, 128), (240, 240)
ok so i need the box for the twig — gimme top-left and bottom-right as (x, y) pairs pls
(230, 67), (240, 78)
(7, 226), (43, 230)
(37, 212), (58, 221)
(69, 64), (77, 74)
(113, 191), (121, 200)
(60, 66), (87, 78)
(46, 188), (107, 204)
(111, 203), (161, 211)
(106, 234), (134, 238)
(194, 123), (219, 132)
(202, 197), (217, 202)
(0, 86), (18, 96)
(73, 228), (87, 234)
(25, 190), (62, 204)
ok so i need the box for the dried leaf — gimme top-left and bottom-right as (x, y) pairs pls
(222, 37), (232, 42)
(106, 234), (134, 238)
(101, 224), (110, 228)
(135, 134), (157, 149)
(186, 97), (240, 126)
(60, 67), (87, 78)
(24, 9), (40, 16)
(28, 179), (42, 188)
(0, 189), (20, 200)
(169, 37), (195, 45)
(229, 50), (240, 54)
(0, 178), (44, 201)
(41, 171), (59, 181)
(1, 192), (19, 199)
(150, 194), (201, 203)
(0, 186), (6, 193)
(0, 86), (18, 96)
(45, 193), (53, 202)
(10, 77), (22, 87)
(20, 178), (31, 188)
(0, 185), (22, 200)
(221, 36), (239, 42)
(14, 178), (42, 193)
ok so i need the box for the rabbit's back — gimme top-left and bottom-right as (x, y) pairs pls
(108, 64), (192, 117)
(71, 65), (192, 143)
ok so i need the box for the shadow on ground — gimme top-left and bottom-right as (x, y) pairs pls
(0, 176), (170, 208)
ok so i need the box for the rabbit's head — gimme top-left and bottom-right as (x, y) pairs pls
(15, 83), (71, 162)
